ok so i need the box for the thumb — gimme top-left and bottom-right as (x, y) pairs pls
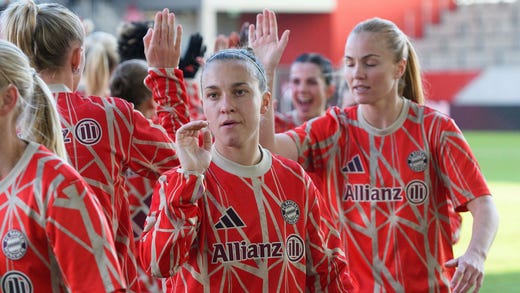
(279, 29), (290, 50)
(202, 127), (212, 151)
(143, 28), (153, 50)
(444, 258), (458, 268)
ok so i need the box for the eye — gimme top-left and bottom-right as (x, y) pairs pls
(290, 78), (300, 85)
(205, 92), (219, 100)
(234, 89), (248, 97)
(308, 79), (319, 85)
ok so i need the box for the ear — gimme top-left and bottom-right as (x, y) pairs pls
(0, 85), (19, 116)
(325, 84), (336, 101)
(70, 45), (83, 73)
(260, 91), (271, 114)
(395, 58), (407, 79)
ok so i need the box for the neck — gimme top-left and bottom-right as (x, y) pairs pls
(215, 143), (262, 166)
(39, 68), (75, 92)
(360, 96), (404, 129)
(0, 135), (27, 180)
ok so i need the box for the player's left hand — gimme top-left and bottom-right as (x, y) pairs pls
(445, 252), (485, 293)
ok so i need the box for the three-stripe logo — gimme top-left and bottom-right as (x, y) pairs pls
(215, 207), (246, 229)
(342, 154), (364, 173)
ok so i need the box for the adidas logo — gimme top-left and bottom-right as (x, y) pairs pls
(342, 155), (364, 173)
(215, 207), (246, 229)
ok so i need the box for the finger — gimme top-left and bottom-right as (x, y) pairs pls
(168, 12), (175, 46)
(202, 127), (212, 151)
(279, 29), (290, 51)
(143, 28), (153, 51)
(459, 270), (477, 293)
(229, 31), (240, 48)
(262, 9), (270, 37)
(160, 8), (169, 44)
(266, 9), (275, 37)
(248, 24), (255, 46)
(450, 268), (462, 290)
(214, 34), (227, 52)
(444, 258), (458, 268)
(175, 25), (183, 51)
(151, 11), (162, 45)
(473, 274), (483, 293)
(256, 13), (263, 39)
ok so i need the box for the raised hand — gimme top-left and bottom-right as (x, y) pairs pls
(248, 9), (290, 75)
(175, 120), (212, 174)
(143, 8), (183, 69)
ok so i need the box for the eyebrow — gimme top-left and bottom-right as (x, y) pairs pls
(345, 53), (380, 60)
(203, 82), (251, 91)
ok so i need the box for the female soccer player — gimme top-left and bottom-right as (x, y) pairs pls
(1, 2), (189, 291)
(259, 16), (499, 293)
(138, 48), (355, 292)
(0, 39), (125, 292)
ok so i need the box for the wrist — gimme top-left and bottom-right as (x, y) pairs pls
(176, 168), (205, 180)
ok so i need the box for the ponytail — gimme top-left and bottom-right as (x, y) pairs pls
(0, 40), (67, 160)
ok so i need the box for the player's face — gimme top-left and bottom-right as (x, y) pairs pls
(201, 60), (268, 150)
(289, 62), (331, 122)
(344, 31), (405, 106)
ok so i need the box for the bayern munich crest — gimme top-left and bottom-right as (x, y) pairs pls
(281, 200), (300, 224)
(407, 151), (428, 172)
(2, 229), (28, 260)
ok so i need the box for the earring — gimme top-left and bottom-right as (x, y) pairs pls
(72, 67), (80, 75)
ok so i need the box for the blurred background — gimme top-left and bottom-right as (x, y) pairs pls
(1, 0), (519, 291)
(3, 0), (519, 130)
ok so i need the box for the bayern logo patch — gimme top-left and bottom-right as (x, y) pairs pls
(2, 229), (28, 260)
(407, 150), (428, 172)
(281, 200), (300, 224)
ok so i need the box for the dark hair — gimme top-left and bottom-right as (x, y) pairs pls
(116, 21), (153, 62)
(293, 53), (333, 86)
(109, 59), (151, 107)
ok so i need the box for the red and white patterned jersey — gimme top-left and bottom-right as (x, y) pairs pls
(286, 98), (491, 292)
(126, 169), (154, 241)
(0, 142), (125, 292)
(139, 147), (355, 292)
(275, 110), (300, 133)
(51, 68), (188, 292)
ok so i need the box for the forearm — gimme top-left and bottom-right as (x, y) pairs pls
(466, 195), (499, 260)
(139, 171), (204, 277)
(146, 68), (190, 139)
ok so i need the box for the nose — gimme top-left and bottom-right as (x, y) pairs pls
(219, 93), (236, 113)
(352, 64), (366, 79)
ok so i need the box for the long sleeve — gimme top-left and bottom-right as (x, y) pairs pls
(47, 175), (126, 292)
(146, 68), (190, 140)
(138, 169), (204, 277)
(304, 176), (357, 292)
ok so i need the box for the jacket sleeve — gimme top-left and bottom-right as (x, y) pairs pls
(126, 67), (191, 179)
(47, 169), (126, 292)
(138, 169), (204, 278)
(305, 174), (357, 292)
(146, 68), (190, 140)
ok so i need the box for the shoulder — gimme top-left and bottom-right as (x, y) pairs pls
(270, 151), (306, 174)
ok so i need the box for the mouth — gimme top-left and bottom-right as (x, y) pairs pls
(352, 85), (369, 94)
(221, 120), (239, 127)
